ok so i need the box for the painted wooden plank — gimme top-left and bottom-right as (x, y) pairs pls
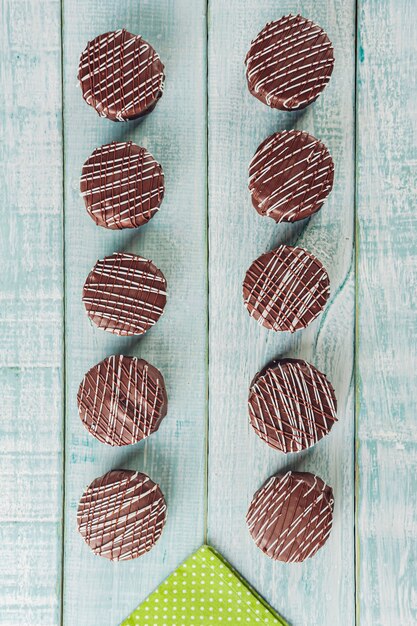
(356, 2), (417, 624)
(0, 1), (63, 625)
(61, 1), (207, 624)
(207, 2), (356, 624)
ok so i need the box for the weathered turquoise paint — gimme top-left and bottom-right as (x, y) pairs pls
(357, 1), (417, 624)
(0, 0), (64, 624)
(208, 2), (355, 625)
(0, 0), (416, 624)
(61, 2), (208, 625)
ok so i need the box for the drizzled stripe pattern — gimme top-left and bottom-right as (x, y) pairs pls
(77, 470), (167, 561)
(246, 471), (334, 562)
(248, 359), (337, 453)
(78, 355), (168, 447)
(82, 252), (167, 336)
(81, 141), (164, 230)
(243, 245), (330, 333)
(78, 29), (165, 121)
(249, 130), (334, 223)
(245, 14), (334, 110)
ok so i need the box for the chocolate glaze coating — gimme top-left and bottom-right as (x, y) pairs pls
(77, 470), (166, 561)
(82, 252), (167, 336)
(245, 14), (334, 110)
(80, 141), (164, 229)
(78, 29), (165, 121)
(248, 358), (337, 453)
(243, 245), (330, 333)
(78, 355), (168, 446)
(249, 130), (334, 223)
(246, 471), (334, 562)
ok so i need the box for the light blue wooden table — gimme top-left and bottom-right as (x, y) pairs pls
(1, 1), (416, 624)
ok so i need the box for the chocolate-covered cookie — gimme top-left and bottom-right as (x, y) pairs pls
(247, 471), (334, 562)
(245, 15), (334, 110)
(249, 130), (334, 222)
(78, 29), (165, 121)
(243, 245), (330, 333)
(248, 358), (337, 453)
(77, 470), (166, 561)
(78, 355), (168, 446)
(80, 142), (164, 229)
(82, 252), (167, 336)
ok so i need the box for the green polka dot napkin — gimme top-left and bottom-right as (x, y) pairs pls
(120, 544), (288, 625)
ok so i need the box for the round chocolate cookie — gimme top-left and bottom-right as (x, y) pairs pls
(82, 252), (167, 336)
(80, 141), (164, 229)
(77, 355), (168, 446)
(245, 14), (334, 110)
(249, 130), (334, 222)
(248, 358), (337, 453)
(243, 245), (330, 333)
(246, 471), (334, 562)
(78, 29), (165, 121)
(77, 470), (166, 561)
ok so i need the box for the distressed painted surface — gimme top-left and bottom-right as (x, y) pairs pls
(207, 1), (356, 624)
(357, 1), (417, 624)
(61, 1), (207, 625)
(0, 0), (64, 624)
(0, 0), (415, 625)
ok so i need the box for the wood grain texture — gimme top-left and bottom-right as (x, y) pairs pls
(357, 1), (417, 624)
(2, 1), (415, 624)
(207, 1), (356, 624)
(0, 1), (64, 624)
(61, 1), (207, 625)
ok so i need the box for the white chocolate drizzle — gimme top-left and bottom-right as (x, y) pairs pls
(243, 245), (330, 333)
(78, 29), (165, 121)
(249, 130), (334, 222)
(77, 470), (166, 561)
(80, 142), (164, 229)
(78, 355), (167, 446)
(246, 471), (334, 562)
(245, 15), (334, 110)
(248, 359), (337, 453)
(82, 252), (167, 336)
